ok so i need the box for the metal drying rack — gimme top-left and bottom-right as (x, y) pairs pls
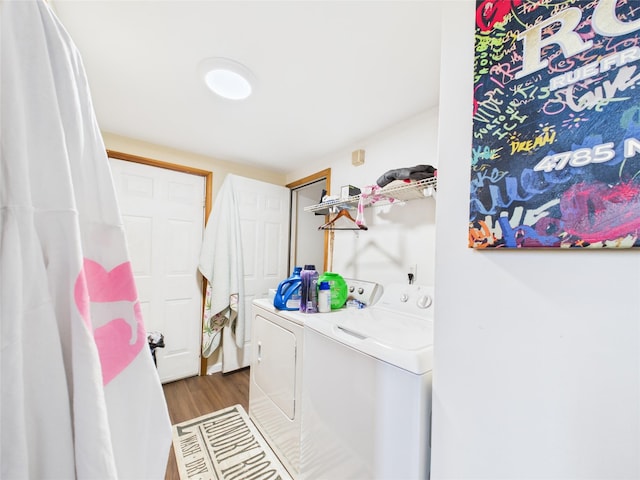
(303, 177), (437, 214)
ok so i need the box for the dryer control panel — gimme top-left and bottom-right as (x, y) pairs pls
(342, 279), (382, 306)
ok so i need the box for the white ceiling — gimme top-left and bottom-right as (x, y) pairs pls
(51, 1), (443, 173)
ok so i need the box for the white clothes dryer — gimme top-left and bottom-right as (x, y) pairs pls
(249, 299), (304, 478)
(300, 283), (434, 480)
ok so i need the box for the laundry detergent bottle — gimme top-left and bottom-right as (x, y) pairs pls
(317, 272), (348, 309)
(273, 266), (302, 310)
(300, 265), (319, 313)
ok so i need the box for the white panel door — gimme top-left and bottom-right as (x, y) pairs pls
(222, 176), (290, 373)
(109, 158), (205, 383)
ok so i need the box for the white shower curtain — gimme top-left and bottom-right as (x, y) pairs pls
(1, 1), (171, 478)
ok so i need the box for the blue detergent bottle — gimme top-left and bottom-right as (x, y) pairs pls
(273, 267), (302, 310)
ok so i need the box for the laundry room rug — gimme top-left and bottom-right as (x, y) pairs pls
(172, 404), (292, 480)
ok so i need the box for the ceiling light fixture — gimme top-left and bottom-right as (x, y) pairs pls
(199, 57), (255, 100)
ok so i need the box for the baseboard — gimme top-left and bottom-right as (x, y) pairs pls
(206, 361), (222, 375)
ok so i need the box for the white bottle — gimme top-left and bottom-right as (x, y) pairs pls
(318, 281), (331, 313)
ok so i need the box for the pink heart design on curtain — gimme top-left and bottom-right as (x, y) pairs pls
(74, 259), (146, 385)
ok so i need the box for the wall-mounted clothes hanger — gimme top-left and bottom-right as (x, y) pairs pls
(318, 208), (368, 231)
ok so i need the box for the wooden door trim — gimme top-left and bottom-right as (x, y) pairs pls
(106, 150), (212, 376)
(286, 168), (331, 191)
(107, 150), (213, 217)
(286, 168), (331, 273)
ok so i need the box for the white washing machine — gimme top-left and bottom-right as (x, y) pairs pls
(300, 283), (434, 480)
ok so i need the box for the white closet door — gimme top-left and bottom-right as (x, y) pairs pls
(222, 176), (290, 373)
(109, 158), (205, 383)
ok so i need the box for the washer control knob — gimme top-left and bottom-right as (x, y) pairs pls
(349, 286), (355, 293)
(417, 295), (432, 309)
(400, 293), (409, 303)
(357, 287), (364, 295)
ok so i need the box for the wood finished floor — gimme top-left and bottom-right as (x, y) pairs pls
(162, 368), (250, 480)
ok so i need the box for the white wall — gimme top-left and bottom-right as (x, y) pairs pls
(104, 132), (286, 198)
(288, 110), (439, 286)
(431, 3), (640, 479)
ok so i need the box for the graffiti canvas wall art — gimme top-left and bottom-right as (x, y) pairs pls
(470, 0), (640, 248)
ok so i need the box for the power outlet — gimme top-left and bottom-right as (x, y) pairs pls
(407, 264), (417, 284)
